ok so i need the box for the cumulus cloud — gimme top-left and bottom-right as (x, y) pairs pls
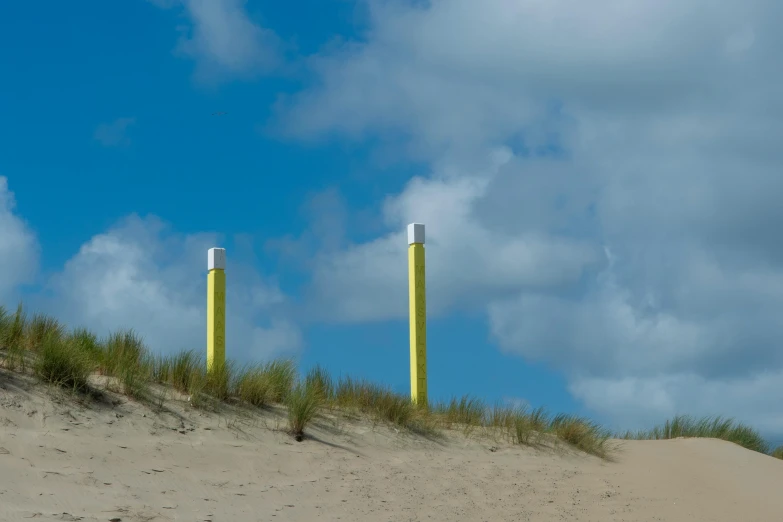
(279, 0), (783, 434)
(305, 149), (601, 322)
(153, 0), (281, 81)
(0, 177), (39, 304)
(43, 214), (300, 360)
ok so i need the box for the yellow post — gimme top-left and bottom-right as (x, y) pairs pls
(407, 223), (427, 405)
(207, 247), (226, 374)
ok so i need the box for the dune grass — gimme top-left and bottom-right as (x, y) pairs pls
(100, 329), (153, 400)
(1, 302), (781, 459)
(434, 395), (486, 429)
(234, 363), (272, 406)
(25, 313), (67, 351)
(287, 379), (322, 441)
(33, 330), (93, 391)
(153, 349), (200, 393)
(549, 414), (612, 458)
(305, 364), (334, 404)
(0, 304), (28, 372)
(70, 327), (104, 364)
(619, 415), (771, 454)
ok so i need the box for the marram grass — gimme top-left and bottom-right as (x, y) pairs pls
(1, 303), (781, 459)
(619, 415), (770, 454)
(287, 380), (322, 441)
(0, 304), (28, 372)
(34, 331), (93, 391)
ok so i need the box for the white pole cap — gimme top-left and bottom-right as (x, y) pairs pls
(208, 248), (226, 270)
(407, 223), (425, 245)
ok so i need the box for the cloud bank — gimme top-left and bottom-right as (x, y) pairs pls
(279, 0), (783, 433)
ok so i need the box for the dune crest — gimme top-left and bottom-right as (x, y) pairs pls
(2, 371), (782, 522)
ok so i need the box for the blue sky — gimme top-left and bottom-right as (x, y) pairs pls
(2, 0), (782, 441)
(0, 0), (578, 418)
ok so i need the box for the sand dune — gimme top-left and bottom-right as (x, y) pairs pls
(1, 372), (782, 522)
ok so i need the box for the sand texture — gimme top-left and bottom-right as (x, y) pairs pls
(1, 372), (782, 522)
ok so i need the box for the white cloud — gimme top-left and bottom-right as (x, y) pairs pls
(305, 149), (601, 322)
(570, 371), (783, 436)
(94, 117), (135, 147)
(43, 214), (300, 360)
(154, 0), (281, 81)
(279, 0), (783, 435)
(0, 177), (39, 304)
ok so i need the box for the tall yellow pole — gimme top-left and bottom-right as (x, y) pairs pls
(407, 223), (427, 405)
(207, 247), (226, 374)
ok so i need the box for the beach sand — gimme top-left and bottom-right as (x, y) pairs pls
(2, 370), (782, 522)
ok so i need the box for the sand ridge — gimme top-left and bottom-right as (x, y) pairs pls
(1, 371), (782, 521)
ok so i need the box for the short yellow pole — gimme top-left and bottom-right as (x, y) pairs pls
(407, 223), (427, 405)
(207, 247), (226, 374)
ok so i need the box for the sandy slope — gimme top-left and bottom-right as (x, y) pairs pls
(1, 371), (782, 522)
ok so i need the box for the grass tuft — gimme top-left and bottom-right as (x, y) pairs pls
(205, 360), (236, 401)
(771, 446), (783, 460)
(334, 376), (420, 428)
(100, 329), (151, 400)
(234, 364), (272, 406)
(287, 380), (322, 441)
(262, 359), (297, 403)
(305, 365), (334, 404)
(182, 359), (238, 409)
(69, 327), (103, 365)
(101, 330), (146, 374)
(24, 313), (67, 351)
(435, 395), (486, 429)
(168, 350), (201, 393)
(549, 413), (611, 458)
(1, 304), (28, 371)
(0, 305), (6, 344)
(624, 415), (770, 454)
(33, 332), (92, 391)
(514, 406), (550, 445)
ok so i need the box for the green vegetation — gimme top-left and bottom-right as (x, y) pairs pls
(1, 303), (781, 462)
(0, 304), (28, 371)
(550, 414), (611, 458)
(287, 380), (322, 441)
(34, 330), (93, 391)
(619, 415), (770, 454)
(434, 395), (486, 428)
